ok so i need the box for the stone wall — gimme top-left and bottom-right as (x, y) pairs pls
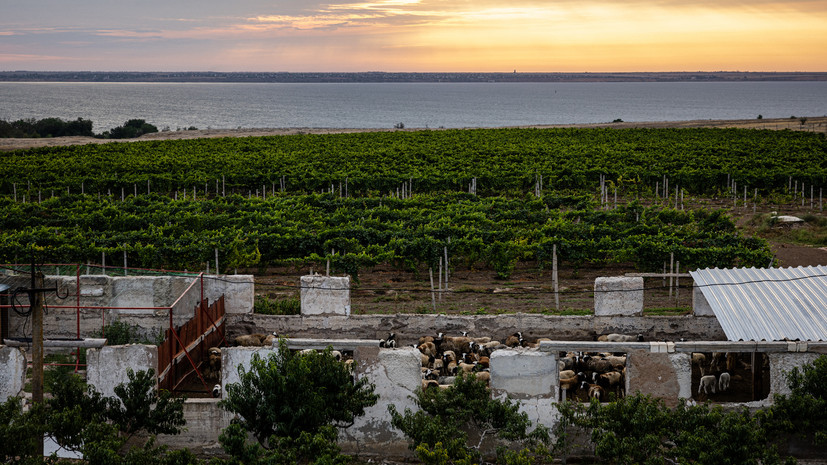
(228, 313), (727, 344)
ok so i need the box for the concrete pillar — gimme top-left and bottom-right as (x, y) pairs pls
(340, 346), (421, 457)
(489, 349), (558, 428)
(594, 277), (644, 316)
(0, 346), (27, 402)
(692, 285), (715, 316)
(86, 344), (158, 400)
(300, 275), (350, 316)
(626, 350), (691, 407)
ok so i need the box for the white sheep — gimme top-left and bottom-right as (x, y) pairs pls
(718, 372), (731, 392)
(699, 374), (717, 394)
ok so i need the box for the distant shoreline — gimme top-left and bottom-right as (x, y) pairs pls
(2, 71), (827, 83)
(3, 116), (826, 152)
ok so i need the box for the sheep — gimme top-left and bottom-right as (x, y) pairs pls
(458, 361), (476, 374)
(559, 370), (579, 391)
(718, 372), (731, 392)
(234, 333), (265, 346)
(442, 350), (457, 363)
(504, 332), (524, 347)
(379, 332), (397, 348)
(442, 336), (473, 354)
(558, 356), (575, 372)
(598, 333), (644, 342)
(598, 371), (623, 389)
(262, 332), (278, 346)
(477, 356), (490, 369)
(422, 379), (440, 390)
(203, 347), (222, 382)
(588, 384), (606, 401)
(330, 350), (342, 362)
(418, 342), (437, 358)
(699, 375), (717, 394)
(421, 353), (434, 368)
(432, 357), (445, 374)
(212, 384), (221, 398)
(471, 371), (490, 383)
(603, 355), (627, 370)
(445, 360), (458, 376)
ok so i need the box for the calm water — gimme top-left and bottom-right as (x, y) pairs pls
(1, 81), (825, 132)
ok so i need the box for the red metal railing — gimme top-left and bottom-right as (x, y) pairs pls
(157, 295), (226, 393)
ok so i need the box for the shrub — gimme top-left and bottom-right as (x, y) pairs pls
(218, 339), (378, 463)
(389, 373), (550, 463)
(253, 295), (300, 315)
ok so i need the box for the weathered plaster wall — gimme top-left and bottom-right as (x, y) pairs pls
(2, 274), (253, 340)
(594, 276), (644, 316)
(300, 275), (350, 316)
(0, 346), (27, 402)
(692, 285), (714, 316)
(229, 313), (726, 344)
(86, 344), (157, 400)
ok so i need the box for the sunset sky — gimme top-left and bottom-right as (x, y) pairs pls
(3, 0), (826, 72)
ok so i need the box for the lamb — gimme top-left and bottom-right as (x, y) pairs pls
(718, 372), (731, 392)
(699, 375), (717, 394)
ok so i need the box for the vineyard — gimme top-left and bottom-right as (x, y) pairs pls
(1, 127), (824, 280)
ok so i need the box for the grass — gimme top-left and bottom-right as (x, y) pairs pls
(254, 295), (301, 315)
(644, 307), (692, 316)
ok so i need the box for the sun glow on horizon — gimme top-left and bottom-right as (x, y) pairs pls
(2, 0), (827, 71)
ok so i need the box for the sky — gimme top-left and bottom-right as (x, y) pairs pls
(2, 0), (827, 72)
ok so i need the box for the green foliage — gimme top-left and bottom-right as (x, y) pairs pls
(253, 295), (300, 315)
(389, 373), (550, 463)
(107, 368), (186, 438)
(45, 368), (186, 463)
(0, 397), (45, 463)
(218, 423), (350, 465)
(219, 338), (377, 462)
(93, 321), (154, 345)
(763, 354), (827, 446)
(556, 393), (783, 465)
(0, 117), (94, 138)
(105, 119), (159, 139)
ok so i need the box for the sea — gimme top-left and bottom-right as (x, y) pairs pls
(1, 81), (826, 132)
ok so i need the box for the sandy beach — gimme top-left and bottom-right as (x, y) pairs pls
(2, 116), (825, 152)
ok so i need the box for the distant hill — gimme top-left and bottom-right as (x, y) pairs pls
(2, 71), (827, 83)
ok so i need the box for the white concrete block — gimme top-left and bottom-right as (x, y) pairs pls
(692, 285), (715, 316)
(86, 344), (158, 400)
(594, 277), (643, 316)
(300, 275), (350, 316)
(0, 346), (27, 402)
(490, 349), (556, 399)
(219, 346), (278, 397)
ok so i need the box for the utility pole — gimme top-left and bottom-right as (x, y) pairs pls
(31, 264), (45, 457)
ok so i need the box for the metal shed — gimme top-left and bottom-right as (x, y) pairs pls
(690, 265), (827, 342)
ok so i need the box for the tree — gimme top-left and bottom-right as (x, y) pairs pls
(218, 339), (378, 463)
(555, 393), (784, 465)
(106, 119), (159, 139)
(763, 355), (827, 447)
(46, 368), (186, 464)
(0, 397), (44, 464)
(389, 373), (550, 464)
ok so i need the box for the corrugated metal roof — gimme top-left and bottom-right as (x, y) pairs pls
(690, 265), (827, 342)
